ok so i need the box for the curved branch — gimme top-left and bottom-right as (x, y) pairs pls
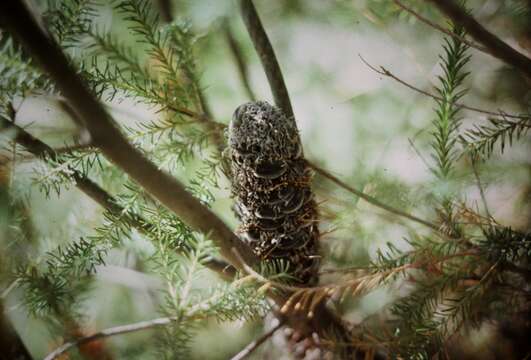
(0, 115), (235, 278)
(239, 0), (294, 119)
(0, 2), (382, 355)
(230, 321), (284, 360)
(44, 316), (177, 360)
(0, 0), (256, 269)
(427, 0), (531, 78)
(308, 161), (441, 233)
(359, 55), (529, 120)
(393, 0), (487, 53)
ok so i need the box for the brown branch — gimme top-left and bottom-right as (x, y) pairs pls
(223, 20), (257, 101)
(239, 0), (294, 119)
(1, 5), (362, 354)
(0, 0), (255, 269)
(426, 0), (531, 78)
(393, 0), (487, 53)
(0, 116), (235, 279)
(308, 161), (441, 233)
(359, 55), (530, 120)
(230, 321), (284, 360)
(235, 4), (381, 356)
(43, 316), (177, 360)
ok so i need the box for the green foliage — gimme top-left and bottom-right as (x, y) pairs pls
(17, 238), (101, 318)
(0, 37), (54, 110)
(461, 116), (531, 160)
(430, 24), (469, 181)
(0, 0), (529, 358)
(479, 225), (531, 265)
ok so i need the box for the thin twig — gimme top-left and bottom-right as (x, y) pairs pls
(44, 316), (178, 360)
(427, 0), (531, 78)
(223, 20), (257, 101)
(359, 55), (529, 120)
(230, 321), (284, 360)
(308, 161), (441, 232)
(239, 0), (294, 119)
(393, 0), (487, 53)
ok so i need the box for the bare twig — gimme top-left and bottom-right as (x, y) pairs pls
(230, 321), (284, 360)
(44, 316), (178, 360)
(359, 55), (530, 120)
(427, 0), (531, 78)
(308, 161), (441, 232)
(223, 20), (257, 101)
(393, 0), (487, 53)
(239, 0), (294, 119)
(0, 0), (255, 269)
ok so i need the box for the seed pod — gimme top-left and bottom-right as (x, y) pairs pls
(229, 101), (319, 285)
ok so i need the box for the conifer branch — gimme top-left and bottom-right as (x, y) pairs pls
(239, 0), (294, 119)
(430, 23), (469, 182)
(461, 116), (531, 159)
(151, 0), (216, 129)
(0, 0), (256, 269)
(427, 0), (531, 78)
(1, 6), (358, 350)
(0, 116), (235, 278)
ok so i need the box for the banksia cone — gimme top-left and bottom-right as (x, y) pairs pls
(228, 101), (319, 285)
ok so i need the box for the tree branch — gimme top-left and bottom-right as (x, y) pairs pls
(308, 161), (441, 233)
(239, 0), (294, 119)
(393, 0), (487, 53)
(154, 1), (221, 150)
(426, 0), (531, 78)
(359, 55), (529, 120)
(230, 320), (284, 360)
(0, 0), (255, 269)
(223, 20), (257, 101)
(0, 115), (235, 279)
(0, 5), (363, 354)
(43, 316), (177, 360)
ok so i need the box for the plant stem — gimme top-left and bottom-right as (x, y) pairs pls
(239, 0), (294, 119)
(427, 0), (531, 78)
